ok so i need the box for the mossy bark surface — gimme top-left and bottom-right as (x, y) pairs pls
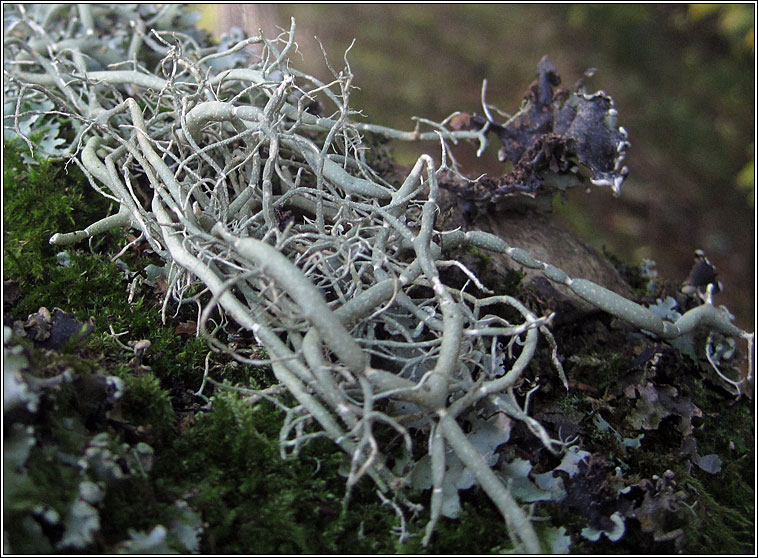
(3, 139), (753, 554)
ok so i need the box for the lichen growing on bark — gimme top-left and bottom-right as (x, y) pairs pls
(3, 4), (753, 553)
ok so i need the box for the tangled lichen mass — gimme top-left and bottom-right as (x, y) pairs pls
(3, 4), (753, 553)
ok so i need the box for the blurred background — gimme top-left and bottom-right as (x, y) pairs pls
(193, 4), (754, 329)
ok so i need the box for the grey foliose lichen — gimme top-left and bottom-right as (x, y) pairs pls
(2, 328), (200, 553)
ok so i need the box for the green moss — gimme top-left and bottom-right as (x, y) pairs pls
(13, 252), (127, 323)
(3, 140), (115, 281)
(119, 372), (176, 439)
(557, 394), (585, 415)
(680, 377), (754, 553)
(155, 393), (344, 553)
(98, 476), (180, 545)
(422, 498), (514, 554)
(675, 468), (753, 554)
(569, 350), (629, 393)
(152, 390), (528, 554)
(464, 243), (492, 267)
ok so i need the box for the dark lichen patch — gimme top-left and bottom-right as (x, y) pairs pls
(450, 56), (629, 203)
(510, 271), (754, 553)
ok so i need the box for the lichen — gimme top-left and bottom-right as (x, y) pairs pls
(3, 4), (752, 554)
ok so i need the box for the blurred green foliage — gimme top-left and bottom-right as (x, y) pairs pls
(566, 3), (754, 201)
(687, 3), (755, 54)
